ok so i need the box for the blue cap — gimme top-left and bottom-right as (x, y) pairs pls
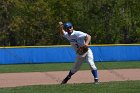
(64, 22), (72, 28)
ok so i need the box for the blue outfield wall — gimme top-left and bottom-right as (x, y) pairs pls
(0, 44), (140, 64)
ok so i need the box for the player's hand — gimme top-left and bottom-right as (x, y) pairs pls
(59, 21), (63, 25)
(57, 21), (64, 36)
(58, 21), (63, 28)
(84, 44), (88, 47)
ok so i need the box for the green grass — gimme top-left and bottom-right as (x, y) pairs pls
(0, 80), (140, 93)
(0, 61), (140, 73)
(0, 62), (139, 92)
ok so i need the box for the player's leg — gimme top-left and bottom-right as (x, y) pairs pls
(61, 56), (84, 84)
(61, 70), (74, 84)
(86, 48), (99, 83)
(70, 56), (85, 74)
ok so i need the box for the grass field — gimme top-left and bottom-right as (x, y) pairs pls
(0, 61), (140, 73)
(0, 61), (140, 93)
(0, 81), (140, 93)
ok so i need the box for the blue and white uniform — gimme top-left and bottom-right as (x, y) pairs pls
(64, 30), (87, 51)
(63, 30), (98, 80)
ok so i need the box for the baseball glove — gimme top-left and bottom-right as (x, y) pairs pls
(77, 45), (88, 55)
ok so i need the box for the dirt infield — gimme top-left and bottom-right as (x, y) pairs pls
(0, 69), (140, 88)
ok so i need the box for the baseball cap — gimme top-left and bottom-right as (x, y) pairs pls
(64, 22), (72, 28)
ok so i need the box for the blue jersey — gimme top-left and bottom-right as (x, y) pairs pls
(63, 30), (88, 51)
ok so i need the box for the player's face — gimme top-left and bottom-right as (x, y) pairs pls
(65, 26), (73, 34)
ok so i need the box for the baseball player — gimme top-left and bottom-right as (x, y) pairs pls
(58, 22), (99, 84)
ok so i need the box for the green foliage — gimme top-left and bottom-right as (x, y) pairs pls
(0, 0), (140, 46)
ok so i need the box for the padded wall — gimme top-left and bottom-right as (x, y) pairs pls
(0, 45), (140, 64)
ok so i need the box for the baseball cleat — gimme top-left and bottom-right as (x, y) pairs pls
(94, 79), (99, 84)
(61, 76), (71, 84)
